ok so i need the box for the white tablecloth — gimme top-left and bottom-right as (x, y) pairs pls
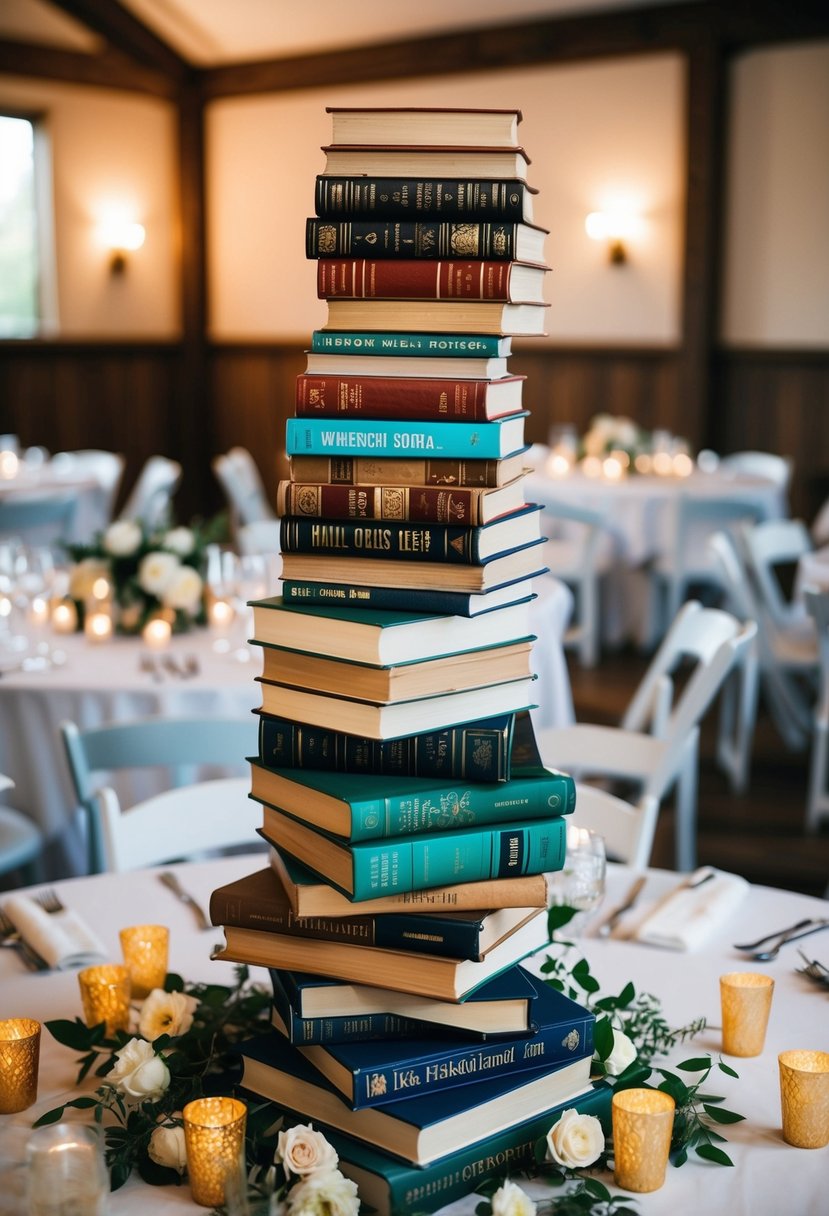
(0, 857), (826, 1214)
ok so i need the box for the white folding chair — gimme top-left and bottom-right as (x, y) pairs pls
(0, 773), (44, 884)
(120, 456), (182, 531)
(536, 601), (757, 872)
(803, 587), (829, 833)
(740, 518), (813, 630)
(52, 450), (125, 526)
(811, 494), (829, 547)
(213, 447), (275, 535)
(719, 450), (793, 492)
(535, 494), (613, 667)
(570, 785), (659, 870)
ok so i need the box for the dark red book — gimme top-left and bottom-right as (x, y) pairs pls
(275, 473), (527, 526)
(295, 373), (525, 422)
(316, 259), (548, 304)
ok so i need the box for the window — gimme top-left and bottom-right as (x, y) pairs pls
(0, 114), (41, 337)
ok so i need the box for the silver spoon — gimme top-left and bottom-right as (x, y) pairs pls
(734, 918), (814, 951)
(751, 920), (829, 962)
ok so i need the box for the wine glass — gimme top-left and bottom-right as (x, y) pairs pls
(547, 825), (607, 934)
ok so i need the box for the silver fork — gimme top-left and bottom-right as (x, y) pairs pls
(34, 888), (65, 914)
(0, 906), (49, 971)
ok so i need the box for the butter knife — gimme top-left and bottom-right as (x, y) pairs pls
(158, 871), (210, 931)
(595, 875), (647, 938)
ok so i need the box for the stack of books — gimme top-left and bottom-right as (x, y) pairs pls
(211, 106), (603, 1215)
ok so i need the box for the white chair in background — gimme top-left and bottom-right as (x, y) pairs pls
(213, 447), (275, 538)
(120, 456), (182, 531)
(0, 773), (44, 884)
(569, 784), (659, 869)
(536, 601), (757, 872)
(52, 450), (125, 526)
(740, 518), (813, 630)
(535, 494), (613, 667)
(237, 519), (281, 556)
(803, 587), (829, 833)
(811, 494), (829, 547)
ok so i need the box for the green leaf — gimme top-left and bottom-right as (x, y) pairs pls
(548, 904), (579, 933)
(110, 1158), (133, 1191)
(583, 1178), (612, 1200)
(672, 1146), (688, 1167)
(702, 1105), (745, 1124)
(696, 1144), (734, 1166)
(32, 1105), (66, 1127)
(44, 1018), (97, 1051)
(616, 981), (636, 1007)
(718, 1060), (739, 1078)
(475, 1203), (491, 1216)
(676, 1057), (712, 1073)
(593, 1017), (615, 1059)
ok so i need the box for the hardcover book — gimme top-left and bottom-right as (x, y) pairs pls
(248, 758), (576, 842)
(314, 178), (535, 224)
(279, 575), (539, 617)
(304, 351), (511, 380)
(324, 298), (548, 336)
(309, 331), (513, 357)
(325, 107), (523, 148)
(317, 259), (548, 304)
(276, 473), (528, 526)
(237, 1028), (593, 1166)
(321, 146), (532, 181)
(285, 413), (528, 459)
(256, 805), (565, 900)
(294, 372), (525, 421)
(269, 969), (427, 1046)
(288, 449), (529, 488)
(306, 219), (547, 264)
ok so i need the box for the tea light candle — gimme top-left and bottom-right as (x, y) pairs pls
(183, 1096), (247, 1206)
(84, 607), (113, 644)
(0, 449), (19, 479)
(29, 596), (50, 629)
(77, 964), (131, 1035)
(209, 597), (234, 628)
(0, 1018), (41, 1114)
(142, 615), (172, 650)
(120, 924), (169, 998)
(52, 598), (78, 634)
(90, 576), (111, 601)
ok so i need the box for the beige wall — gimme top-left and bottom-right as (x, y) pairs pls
(0, 77), (179, 337)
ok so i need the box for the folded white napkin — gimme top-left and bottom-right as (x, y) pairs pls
(633, 867), (749, 951)
(3, 894), (107, 970)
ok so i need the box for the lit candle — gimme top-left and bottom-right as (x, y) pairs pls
(581, 455), (603, 479)
(84, 608), (113, 644)
(51, 598), (78, 634)
(672, 451), (694, 478)
(652, 451), (673, 476)
(142, 615), (172, 650)
(0, 450), (19, 479)
(602, 454), (624, 481)
(29, 596), (50, 629)
(90, 576), (111, 601)
(208, 598), (234, 630)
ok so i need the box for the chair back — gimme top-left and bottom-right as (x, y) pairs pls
(60, 716), (257, 873)
(719, 450), (793, 493)
(120, 456), (182, 530)
(238, 519), (281, 556)
(52, 450), (125, 524)
(740, 518), (813, 630)
(213, 447), (275, 528)
(804, 587), (829, 715)
(0, 493), (78, 547)
(571, 785), (659, 870)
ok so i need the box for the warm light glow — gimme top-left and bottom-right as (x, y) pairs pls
(98, 218), (145, 253)
(652, 451), (674, 476)
(672, 452), (694, 478)
(635, 453), (653, 474)
(546, 450), (574, 478)
(142, 616), (172, 650)
(91, 577), (110, 601)
(602, 455), (625, 481)
(52, 599), (78, 634)
(585, 194), (647, 265)
(29, 596), (49, 627)
(85, 611), (113, 643)
(208, 598), (234, 628)
(585, 211), (610, 241)
(0, 450), (19, 479)
(581, 455), (603, 479)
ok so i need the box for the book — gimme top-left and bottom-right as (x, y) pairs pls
(321, 146), (532, 180)
(305, 351), (511, 380)
(280, 575), (538, 616)
(257, 711), (520, 781)
(254, 639), (533, 703)
(324, 298), (548, 336)
(279, 537), (547, 594)
(329, 1084), (612, 1216)
(306, 219), (547, 265)
(210, 866), (541, 962)
(288, 449), (529, 488)
(249, 759), (575, 842)
(256, 806), (565, 901)
(325, 107), (523, 149)
(294, 372), (525, 421)
(285, 414), (528, 459)
(276, 473), (528, 526)
(237, 1029), (592, 1166)
(269, 849), (552, 920)
(272, 963), (539, 1036)
(269, 969), (426, 1046)
(284, 971), (595, 1109)
(317, 259), (548, 304)
(248, 596), (535, 664)
(314, 179), (536, 224)
(309, 331), (513, 358)
(216, 900), (550, 994)
(255, 673), (537, 739)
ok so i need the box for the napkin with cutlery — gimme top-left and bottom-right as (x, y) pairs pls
(3, 894), (107, 970)
(632, 866), (749, 951)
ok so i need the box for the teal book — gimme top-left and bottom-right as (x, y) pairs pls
(249, 756), (576, 842)
(257, 803), (567, 899)
(283, 970), (594, 1109)
(328, 1084), (612, 1215)
(309, 330), (512, 357)
(279, 503), (542, 565)
(285, 412), (528, 459)
(237, 1028), (594, 1166)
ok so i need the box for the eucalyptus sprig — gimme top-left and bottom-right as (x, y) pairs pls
(656, 1056), (744, 1166)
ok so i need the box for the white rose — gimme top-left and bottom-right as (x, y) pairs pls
(163, 527), (196, 557)
(491, 1178), (537, 1216)
(277, 1123), (338, 1179)
(68, 558), (109, 601)
(103, 519), (143, 557)
(546, 1108), (605, 1169)
(160, 565), (203, 613)
(148, 1122), (187, 1174)
(138, 989), (199, 1041)
(109, 1038), (170, 1101)
(605, 1028), (637, 1076)
(287, 1169), (359, 1216)
(138, 551), (180, 596)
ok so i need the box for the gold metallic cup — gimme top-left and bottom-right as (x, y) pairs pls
(0, 1018), (41, 1113)
(778, 1050), (829, 1148)
(119, 924), (169, 999)
(612, 1088), (676, 1192)
(78, 963), (131, 1035)
(183, 1096), (247, 1207)
(720, 971), (774, 1057)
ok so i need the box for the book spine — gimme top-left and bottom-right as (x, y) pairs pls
(340, 1018), (594, 1109)
(277, 482), (493, 526)
(307, 219), (520, 261)
(309, 331), (508, 357)
(271, 972), (422, 1044)
(209, 887), (377, 944)
(350, 817), (566, 897)
(285, 417), (516, 459)
(259, 714), (513, 782)
(281, 580), (479, 614)
(279, 515), (486, 565)
(289, 454), (508, 487)
(318, 259), (514, 301)
(315, 177), (530, 222)
(295, 374), (515, 422)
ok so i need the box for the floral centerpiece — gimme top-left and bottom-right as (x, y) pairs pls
(66, 518), (220, 635)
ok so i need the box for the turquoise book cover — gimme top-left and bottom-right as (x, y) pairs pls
(285, 413), (528, 459)
(309, 330), (511, 356)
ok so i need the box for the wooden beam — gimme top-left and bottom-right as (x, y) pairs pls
(47, 0), (189, 83)
(0, 39), (175, 96)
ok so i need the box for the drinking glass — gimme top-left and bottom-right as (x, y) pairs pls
(547, 825), (607, 933)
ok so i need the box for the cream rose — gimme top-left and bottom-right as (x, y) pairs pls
(138, 551), (180, 596)
(161, 565), (203, 613)
(162, 527), (196, 557)
(491, 1178), (537, 1216)
(138, 989), (199, 1041)
(148, 1122), (187, 1174)
(103, 519), (143, 557)
(287, 1169), (359, 1216)
(605, 1028), (637, 1076)
(277, 1123), (338, 1179)
(68, 558), (110, 601)
(109, 1038), (170, 1101)
(546, 1108), (605, 1169)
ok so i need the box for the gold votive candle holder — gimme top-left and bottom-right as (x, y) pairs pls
(720, 971), (774, 1057)
(78, 963), (131, 1035)
(0, 1018), (41, 1114)
(612, 1088), (676, 1193)
(183, 1096), (247, 1207)
(778, 1050), (829, 1148)
(119, 924), (169, 999)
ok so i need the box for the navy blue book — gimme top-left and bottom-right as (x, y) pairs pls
(274, 970), (594, 1109)
(237, 1026), (593, 1165)
(280, 576), (539, 618)
(269, 970), (426, 1046)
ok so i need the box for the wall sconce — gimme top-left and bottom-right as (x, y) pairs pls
(99, 219), (145, 275)
(585, 210), (637, 266)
